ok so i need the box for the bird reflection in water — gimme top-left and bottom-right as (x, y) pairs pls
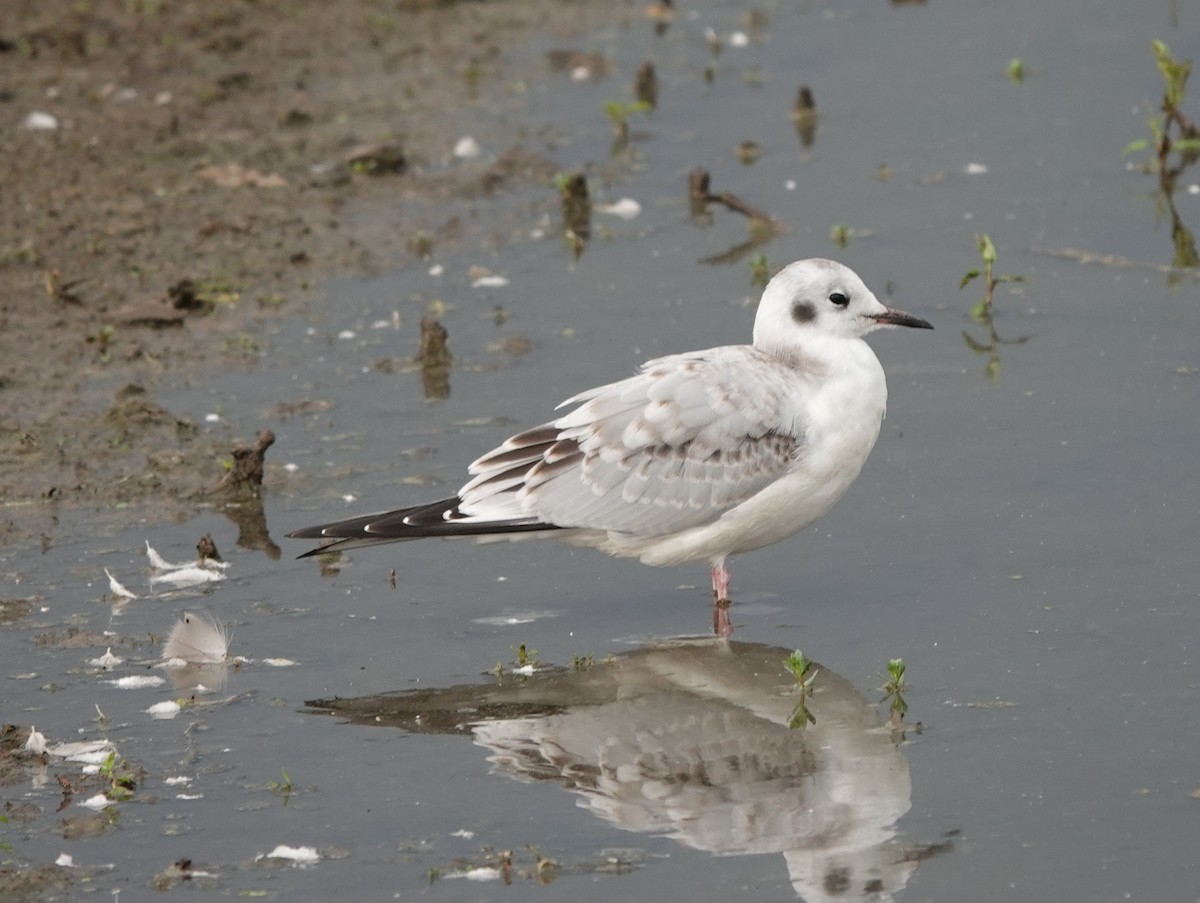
(309, 638), (951, 901)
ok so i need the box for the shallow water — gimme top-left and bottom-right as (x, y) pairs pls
(4, 1), (1200, 900)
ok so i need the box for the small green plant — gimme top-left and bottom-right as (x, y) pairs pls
(960, 233), (1025, 320)
(267, 767), (294, 804)
(513, 643), (537, 667)
(784, 649), (815, 685)
(1006, 58), (1025, 85)
(603, 99), (651, 144)
(829, 223), (871, 248)
(491, 643), (544, 678)
(193, 276), (240, 307)
(87, 324), (116, 363)
(98, 750), (139, 801)
(784, 650), (818, 729)
(528, 844), (558, 884)
(880, 658), (908, 728)
(223, 332), (261, 357)
(882, 658), (906, 694)
(1125, 41), (1200, 193)
(571, 652), (595, 672)
(748, 253), (770, 289)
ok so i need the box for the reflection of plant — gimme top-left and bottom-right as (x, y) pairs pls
(960, 234), (1025, 320)
(784, 649), (817, 730)
(1126, 41), (1200, 194)
(962, 315), (1030, 384)
(879, 658), (908, 729)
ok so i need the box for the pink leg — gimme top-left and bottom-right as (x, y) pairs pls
(710, 561), (731, 602)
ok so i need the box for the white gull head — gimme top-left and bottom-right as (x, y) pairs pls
(753, 258), (931, 353)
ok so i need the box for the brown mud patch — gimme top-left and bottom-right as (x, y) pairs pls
(0, 0), (631, 545)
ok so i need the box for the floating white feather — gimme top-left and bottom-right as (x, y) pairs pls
(162, 611), (229, 664)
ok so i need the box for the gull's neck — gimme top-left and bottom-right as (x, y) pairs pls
(756, 332), (877, 376)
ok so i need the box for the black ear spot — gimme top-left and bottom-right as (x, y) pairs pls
(791, 301), (816, 323)
(829, 291), (849, 308)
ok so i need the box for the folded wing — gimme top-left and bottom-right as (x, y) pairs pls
(461, 346), (806, 537)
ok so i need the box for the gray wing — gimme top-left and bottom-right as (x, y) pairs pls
(458, 347), (806, 537)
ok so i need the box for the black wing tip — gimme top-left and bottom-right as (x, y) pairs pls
(286, 497), (561, 560)
(295, 544), (340, 560)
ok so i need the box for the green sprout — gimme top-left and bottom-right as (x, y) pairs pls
(528, 844), (558, 884)
(87, 324), (116, 363)
(748, 253), (770, 289)
(883, 658), (906, 694)
(829, 223), (872, 248)
(960, 233), (1025, 320)
(1125, 40), (1200, 194)
(1124, 41), (1199, 269)
(513, 643), (537, 667)
(880, 658), (908, 728)
(98, 750), (139, 802)
(603, 99), (651, 147)
(784, 649), (815, 685)
(784, 650), (818, 730)
(267, 767), (294, 804)
(1006, 58), (1025, 85)
(960, 234), (1032, 382)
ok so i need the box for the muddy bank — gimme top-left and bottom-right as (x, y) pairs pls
(0, 0), (632, 544)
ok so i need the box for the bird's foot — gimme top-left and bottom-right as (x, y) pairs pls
(709, 561), (731, 601)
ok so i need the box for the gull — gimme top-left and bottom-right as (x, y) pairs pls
(290, 258), (931, 627)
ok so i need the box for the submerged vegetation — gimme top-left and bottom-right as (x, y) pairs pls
(960, 234), (1030, 382)
(1126, 40), (1199, 269)
(1126, 41), (1200, 195)
(959, 233), (1025, 321)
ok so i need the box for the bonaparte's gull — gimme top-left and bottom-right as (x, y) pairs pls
(290, 258), (931, 621)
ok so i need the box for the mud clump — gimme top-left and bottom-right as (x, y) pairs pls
(418, 318), (452, 401)
(211, 430), (275, 499)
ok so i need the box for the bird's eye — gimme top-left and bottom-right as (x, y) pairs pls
(829, 292), (849, 308)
